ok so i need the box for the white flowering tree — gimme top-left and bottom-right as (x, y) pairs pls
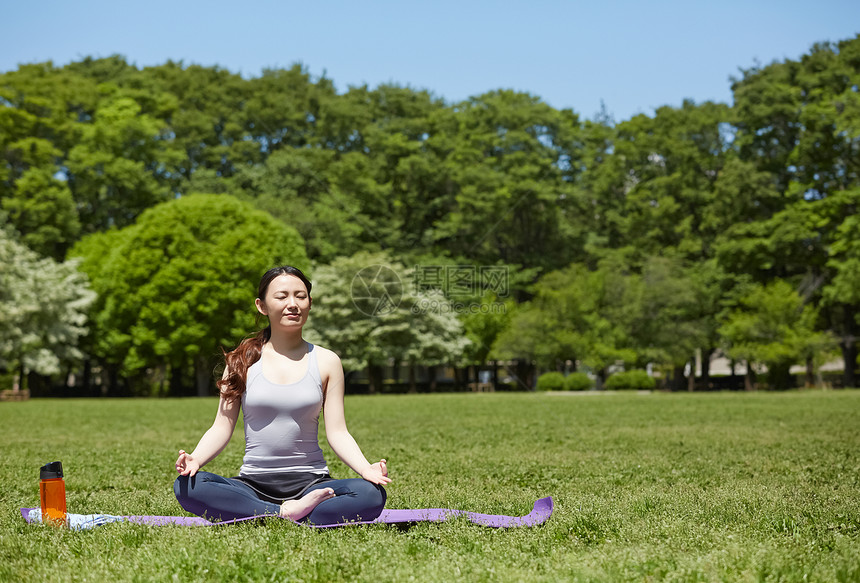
(0, 226), (95, 390)
(305, 251), (470, 393)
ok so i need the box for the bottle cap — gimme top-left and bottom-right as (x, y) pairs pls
(40, 461), (64, 479)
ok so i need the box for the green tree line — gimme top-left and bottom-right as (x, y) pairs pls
(1, 35), (858, 395)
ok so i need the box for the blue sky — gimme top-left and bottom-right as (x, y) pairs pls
(2, 0), (858, 122)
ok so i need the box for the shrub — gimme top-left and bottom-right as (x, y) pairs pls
(536, 372), (566, 391)
(564, 372), (593, 391)
(604, 370), (656, 391)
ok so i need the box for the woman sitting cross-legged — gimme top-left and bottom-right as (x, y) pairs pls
(173, 265), (389, 524)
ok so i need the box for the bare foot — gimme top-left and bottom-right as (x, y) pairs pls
(279, 488), (336, 521)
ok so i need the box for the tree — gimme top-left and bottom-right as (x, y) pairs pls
(1, 138), (80, 259)
(5, 42), (860, 396)
(824, 192), (860, 385)
(0, 63), (96, 258)
(430, 90), (583, 271)
(0, 225), (94, 390)
(233, 147), (372, 263)
(573, 102), (740, 387)
(630, 255), (712, 390)
(66, 95), (172, 232)
(407, 254), (525, 390)
(727, 35), (860, 387)
(304, 251), (470, 393)
(612, 100), (733, 262)
(719, 280), (833, 389)
(493, 261), (638, 384)
(70, 194), (309, 396)
(570, 114), (627, 264)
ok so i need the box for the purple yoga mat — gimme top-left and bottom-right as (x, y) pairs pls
(21, 496), (553, 529)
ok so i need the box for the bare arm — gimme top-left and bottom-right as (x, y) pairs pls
(320, 348), (390, 485)
(175, 389), (241, 476)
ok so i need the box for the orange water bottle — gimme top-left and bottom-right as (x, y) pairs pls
(39, 461), (67, 527)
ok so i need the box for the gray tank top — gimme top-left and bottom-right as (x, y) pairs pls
(239, 342), (329, 476)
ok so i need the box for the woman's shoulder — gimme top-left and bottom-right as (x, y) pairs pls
(310, 343), (339, 360)
(309, 343), (342, 369)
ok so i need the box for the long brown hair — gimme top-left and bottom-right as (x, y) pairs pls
(217, 266), (312, 401)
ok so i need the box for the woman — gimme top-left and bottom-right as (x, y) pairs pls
(174, 266), (390, 524)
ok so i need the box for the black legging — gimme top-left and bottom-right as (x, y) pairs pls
(174, 472), (386, 524)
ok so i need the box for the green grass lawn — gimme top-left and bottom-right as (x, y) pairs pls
(1, 390), (859, 582)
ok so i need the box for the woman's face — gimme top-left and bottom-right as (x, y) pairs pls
(255, 274), (312, 329)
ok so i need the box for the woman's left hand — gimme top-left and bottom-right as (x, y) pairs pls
(361, 459), (391, 485)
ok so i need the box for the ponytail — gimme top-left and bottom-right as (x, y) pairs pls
(217, 326), (271, 401)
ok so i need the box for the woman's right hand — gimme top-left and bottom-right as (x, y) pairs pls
(175, 450), (200, 476)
